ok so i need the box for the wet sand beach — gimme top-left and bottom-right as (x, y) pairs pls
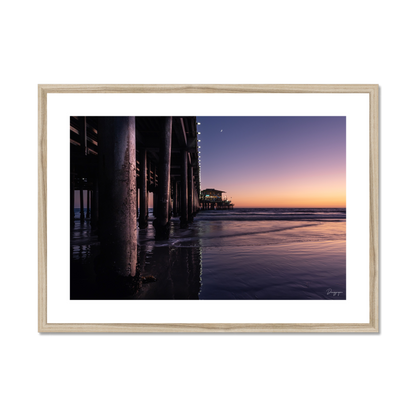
(71, 208), (346, 300)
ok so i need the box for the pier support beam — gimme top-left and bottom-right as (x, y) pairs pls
(86, 189), (90, 219)
(180, 150), (188, 227)
(139, 148), (148, 229)
(173, 181), (178, 217)
(98, 117), (137, 277)
(193, 186), (198, 213)
(91, 179), (99, 230)
(188, 166), (194, 222)
(70, 178), (75, 227)
(80, 182), (85, 223)
(153, 117), (172, 239)
(153, 192), (158, 220)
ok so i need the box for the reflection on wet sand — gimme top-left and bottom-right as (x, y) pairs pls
(137, 245), (201, 300)
(136, 221), (202, 299)
(71, 208), (346, 300)
(70, 219), (202, 300)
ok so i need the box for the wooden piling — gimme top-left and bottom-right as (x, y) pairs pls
(91, 179), (99, 230)
(188, 166), (193, 222)
(86, 189), (90, 219)
(154, 117), (172, 238)
(98, 116), (137, 277)
(139, 148), (148, 229)
(173, 181), (178, 217)
(80, 183), (85, 223)
(70, 178), (75, 227)
(153, 191), (158, 224)
(180, 150), (188, 226)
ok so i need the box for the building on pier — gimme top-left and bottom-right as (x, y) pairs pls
(200, 188), (234, 210)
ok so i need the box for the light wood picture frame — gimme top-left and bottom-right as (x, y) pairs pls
(38, 84), (379, 333)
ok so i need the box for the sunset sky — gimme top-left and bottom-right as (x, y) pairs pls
(198, 116), (346, 208)
(74, 116), (346, 209)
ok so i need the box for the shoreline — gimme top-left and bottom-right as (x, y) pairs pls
(70, 214), (345, 300)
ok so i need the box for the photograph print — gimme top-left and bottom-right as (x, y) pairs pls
(70, 116), (346, 300)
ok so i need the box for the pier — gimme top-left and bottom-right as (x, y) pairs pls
(70, 116), (201, 277)
(200, 188), (234, 210)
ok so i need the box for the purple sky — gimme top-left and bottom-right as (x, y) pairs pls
(74, 116), (346, 209)
(197, 116), (346, 208)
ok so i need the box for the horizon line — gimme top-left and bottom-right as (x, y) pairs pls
(74, 206), (347, 209)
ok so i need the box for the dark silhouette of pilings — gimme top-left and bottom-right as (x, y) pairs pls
(98, 117), (137, 277)
(139, 148), (148, 229)
(70, 117), (205, 298)
(180, 149), (188, 226)
(153, 117), (173, 239)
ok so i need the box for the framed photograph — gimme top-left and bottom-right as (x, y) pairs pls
(38, 84), (379, 332)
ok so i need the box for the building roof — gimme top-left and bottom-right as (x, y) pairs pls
(202, 188), (225, 193)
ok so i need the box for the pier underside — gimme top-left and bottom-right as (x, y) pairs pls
(70, 116), (201, 281)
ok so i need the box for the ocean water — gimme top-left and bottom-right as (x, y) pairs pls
(70, 208), (346, 300)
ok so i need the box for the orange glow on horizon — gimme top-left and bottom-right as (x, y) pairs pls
(231, 193), (346, 208)
(198, 116), (346, 210)
(219, 184), (346, 209)
(233, 198), (346, 209)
